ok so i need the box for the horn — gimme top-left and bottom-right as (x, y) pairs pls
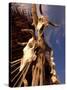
(48, 21), (59, 27)
(39, 4), (43, 15)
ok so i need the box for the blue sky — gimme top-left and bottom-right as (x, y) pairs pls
(43, 5), (65, 83)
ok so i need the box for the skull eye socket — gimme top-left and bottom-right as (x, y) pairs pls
(29, 43), (33, 48)
(38, 18), (41, 21)
(40, 24), (44, 30)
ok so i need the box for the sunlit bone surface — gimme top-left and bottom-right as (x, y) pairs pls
(20, 37), (37, 72)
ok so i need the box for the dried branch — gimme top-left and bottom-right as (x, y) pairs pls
(32, 4), (38, 28)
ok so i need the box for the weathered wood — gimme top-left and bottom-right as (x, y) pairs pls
(32, 44), (45, 85)
(32, 4), (38, 27)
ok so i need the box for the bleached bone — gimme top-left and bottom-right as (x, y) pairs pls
(36, 16), (48, 30)
(19, 37), (37, 72)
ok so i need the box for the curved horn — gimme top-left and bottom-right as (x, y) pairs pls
(39, 4), (43, 15)
(49, 21), (59, 27)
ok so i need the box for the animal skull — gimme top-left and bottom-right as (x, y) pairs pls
(19, 37), (37, 72)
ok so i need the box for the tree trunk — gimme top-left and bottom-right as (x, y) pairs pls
(32, 35), (46, 86)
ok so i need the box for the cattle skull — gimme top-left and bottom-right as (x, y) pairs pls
(19, 37), (37, 72)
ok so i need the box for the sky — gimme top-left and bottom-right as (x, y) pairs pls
(43, 5), (65, 83)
